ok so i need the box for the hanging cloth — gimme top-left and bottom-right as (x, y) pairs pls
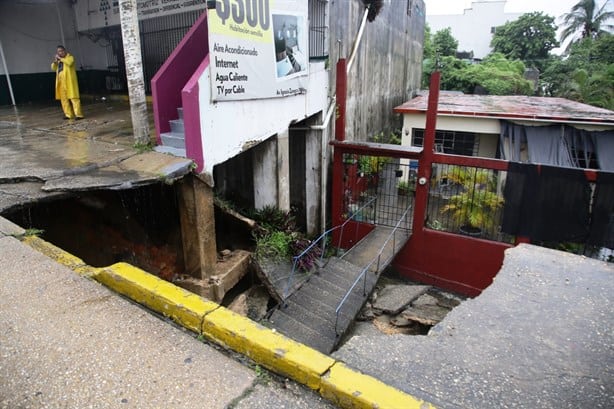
(593, 131), (614, 171)
(501, 162), (539, 236)
(532, 165), (591, 242)
(588, 171), (614, 249)
(525, 125), (575, 168)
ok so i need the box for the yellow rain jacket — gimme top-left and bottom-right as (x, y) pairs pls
(51, 53), (80, 100)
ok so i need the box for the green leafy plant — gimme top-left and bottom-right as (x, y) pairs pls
(441, 167), (504, 234)
(251, 205), (296, 233)
(254, 230), (293, 262)
(397, 180), (410, 196)
(358, 155), (390, 175)
(12, 228), (44, 239)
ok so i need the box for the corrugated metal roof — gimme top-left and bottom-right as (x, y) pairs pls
(394, 93), (614, 124)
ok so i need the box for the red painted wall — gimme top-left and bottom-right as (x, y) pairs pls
(393, 228), (511, 297)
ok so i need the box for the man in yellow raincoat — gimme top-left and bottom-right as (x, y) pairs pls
(51, 45), (83, 120)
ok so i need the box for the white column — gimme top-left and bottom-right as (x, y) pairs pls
(277, 130), (291, 211)
(119, 0), (150, 145)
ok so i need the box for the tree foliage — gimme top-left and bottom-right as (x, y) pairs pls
(541, 34), (614, 109)
(490, 12), (558, 69)
(423, 53), (533, 96)
(561, 0), (614, 46)
(433, 27), (458, 57)
(423, 24), (434, 61)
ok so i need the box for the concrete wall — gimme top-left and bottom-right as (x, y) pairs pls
(0, 0), (108, 75)
(427, 1), (520, 59)
(329, 0), (425, 141)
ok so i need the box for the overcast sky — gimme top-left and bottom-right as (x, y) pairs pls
(423, 0), (614, 52)
(424, 0), (611, 21)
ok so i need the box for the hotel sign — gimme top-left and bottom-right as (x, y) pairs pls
(208, 0), (309, 101)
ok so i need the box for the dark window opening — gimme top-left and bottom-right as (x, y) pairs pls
(413, 129), (480, 156)
(572, 149), (599, 169)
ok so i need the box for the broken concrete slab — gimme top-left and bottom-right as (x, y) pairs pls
(0, 182), (69, 213)
(228, 285), (270, 321)
(0, 102), (193, 213)
(42, 152), (193, 192)
(372, 284), (431, 314)
(411, 293), (439, 307)
(253, 257), (309, 303)
(175, 250), (252, 302)
(401, 304), (450, 326)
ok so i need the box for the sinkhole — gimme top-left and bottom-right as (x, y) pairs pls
(2, 181), (463, 346)
(3, 182), (257, 297)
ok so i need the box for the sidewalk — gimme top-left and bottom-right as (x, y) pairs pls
(0, 101), (191, 213)
(0, 217), (334, 409)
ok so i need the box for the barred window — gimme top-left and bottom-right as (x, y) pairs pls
(413, 129), (480, 156)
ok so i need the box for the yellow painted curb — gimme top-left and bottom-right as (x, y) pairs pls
(22, 236), (97, 275)
(320, 362), (436, 409)
(202, 307), (335, 391)
(96, 262), (219, 333)
(20, 236), (436, 409)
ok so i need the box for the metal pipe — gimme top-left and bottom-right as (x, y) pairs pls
(289, 96), (336, 131)
(346, 6), (370, 74)
(0, 40), (16, 106)
(55, 0), (66, 47)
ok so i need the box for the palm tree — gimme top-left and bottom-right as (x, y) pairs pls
(561, 0), (614, 45)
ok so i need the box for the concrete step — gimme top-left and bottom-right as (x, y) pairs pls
(266, 227), (411, 353)
(342, 226), (411, 272)
(294, 280), (355, 322)
(284, 289), (354, 332)
(307, 273), (366, 309)
(325, 257), (378, 289)
(281, 298), (337, 335)
(177, 107), (183, 120)
(160, 132), (186, 149)
(169, 119), (185, 134)
(154, 145), (187, 158)
(268, 260), (369, 353)
(268, 309), (333, 353)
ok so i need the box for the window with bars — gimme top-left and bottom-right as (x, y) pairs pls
(413, 129), (480, 156)
(308, 0), (328, 60)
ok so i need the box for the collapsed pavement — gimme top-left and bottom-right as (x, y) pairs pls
(0, 102), (192, 214)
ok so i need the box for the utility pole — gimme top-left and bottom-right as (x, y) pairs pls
(118, 0), (150, 145)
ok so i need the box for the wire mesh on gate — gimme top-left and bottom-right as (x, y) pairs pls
(426, 163), (509, 242)
(341, 154), (414, 231)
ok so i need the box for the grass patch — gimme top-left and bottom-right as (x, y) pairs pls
(12, 228), (44, 239)
(133, 141), (154, 153)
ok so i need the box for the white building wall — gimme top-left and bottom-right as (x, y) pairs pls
(401, 113), (501, 158)
(427, 1), (521, 59)
(197, 61), (329, 175)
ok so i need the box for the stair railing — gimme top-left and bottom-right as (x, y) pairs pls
(282, 196), (377, 300)
(334, 203), (412, 335)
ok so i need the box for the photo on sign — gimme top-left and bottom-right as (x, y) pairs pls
(273, 14), (306, 78)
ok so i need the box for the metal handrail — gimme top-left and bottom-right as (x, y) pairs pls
(334, 204), (412, 335)
(282, 196), (377, 300)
